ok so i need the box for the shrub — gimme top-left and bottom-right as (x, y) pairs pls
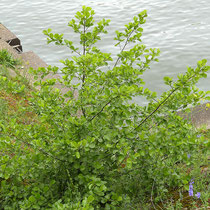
(0, 6), (209, 209)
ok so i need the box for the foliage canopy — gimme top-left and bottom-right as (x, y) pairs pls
(0, 6), (209, 209)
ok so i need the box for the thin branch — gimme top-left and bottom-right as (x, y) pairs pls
(80, 20), (87, 117)
(88, 97), (117, 122)
(113, 29), (135, 68)
(23, 140), (69, 163)
(82, 22), (86, 83)
(70, 48), (81, 56)
(146, 103), (191, 132)
(88, 99), (112, 122)
(7, 134), (68, 163)
(117, 152), (130, 169)
(134, 87), (179, 131)
(81, 107), (86, 118)
(83, 20), (86, 56)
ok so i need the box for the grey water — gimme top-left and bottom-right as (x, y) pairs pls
(1, 0), (210, 104)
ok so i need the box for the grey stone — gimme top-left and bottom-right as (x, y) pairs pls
(178, 102), (210, 129)
(0, 24), (22, 52)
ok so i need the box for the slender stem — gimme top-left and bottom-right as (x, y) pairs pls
(9, 134), (68, 163)
(113, 29), (135, 68)
(134, 87), (179, 131)
(97, 28), (136, 97)
(81, 20), (86, 118)
(72, 48), (81, 56)
(88, 97), (117, 122)
(82, 19), (86, 83)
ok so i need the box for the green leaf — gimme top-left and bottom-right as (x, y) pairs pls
(87, 195), (95, 203)
(29, 196), (36, 203)
(76, 152), (80, 159)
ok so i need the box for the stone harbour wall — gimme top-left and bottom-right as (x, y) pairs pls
(0, 23), (71, 95)
(0, 23), (47, 69)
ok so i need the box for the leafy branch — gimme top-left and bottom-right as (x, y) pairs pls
(133, 64), (208, 131)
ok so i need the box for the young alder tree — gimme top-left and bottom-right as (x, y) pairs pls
(0, 6), (209, 209)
